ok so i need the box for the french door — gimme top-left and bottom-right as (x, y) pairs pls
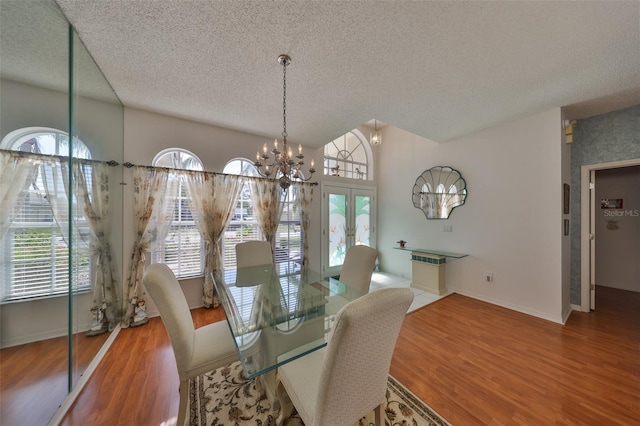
(321, 183), (376, 277)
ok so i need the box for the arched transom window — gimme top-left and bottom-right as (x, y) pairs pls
(323, 131), (370, 180)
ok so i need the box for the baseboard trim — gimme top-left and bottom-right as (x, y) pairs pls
(453, 289), (565, 324)
(48, 324), (121, 426)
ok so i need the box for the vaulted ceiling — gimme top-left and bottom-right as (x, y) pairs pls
(54, 1), (640, 146)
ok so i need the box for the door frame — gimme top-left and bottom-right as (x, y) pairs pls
(580, 158), (640, 311)
(321, 182), (376, 278)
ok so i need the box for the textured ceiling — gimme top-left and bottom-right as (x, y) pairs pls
(53, 0), (640, 146)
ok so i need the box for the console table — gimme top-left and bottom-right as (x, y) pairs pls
(393, 247), (468, 295)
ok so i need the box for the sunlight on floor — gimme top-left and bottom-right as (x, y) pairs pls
(370, 271), (450, 312)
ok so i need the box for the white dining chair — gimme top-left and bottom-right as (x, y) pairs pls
(235, 240), (274, 268)
(275, 287), (414, 426)
(143, 263), (238, 426)
(339, 245), (378, 293)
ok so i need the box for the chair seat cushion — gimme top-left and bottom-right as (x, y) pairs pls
(277, 347), (326, 424)
(184, 321), (239, 379)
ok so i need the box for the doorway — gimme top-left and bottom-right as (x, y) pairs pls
(580, 159), (640, 311)
(321, 183), (376, 278)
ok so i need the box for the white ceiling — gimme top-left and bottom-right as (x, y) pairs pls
(54, 0), (640, 147)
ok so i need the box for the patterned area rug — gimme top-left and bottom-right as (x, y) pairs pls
(189, 361), (450, 426)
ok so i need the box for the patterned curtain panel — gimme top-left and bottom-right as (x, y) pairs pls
(0, 151), (41, 240)
(75, 161), (120, 329)
(185, 172), (243, 308)
(123, 166), (178, 327)
(249, 179), (284, 253)
(294, 184), (314, 270)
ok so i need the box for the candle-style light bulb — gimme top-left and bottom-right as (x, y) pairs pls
(274, 139), (278, 150)
(298, 144), (302, 155)
(256, 151), (260, 161)
(288, 146), (293, 158)
(263, 143), (268, 154)
(310, 159), (315, 168)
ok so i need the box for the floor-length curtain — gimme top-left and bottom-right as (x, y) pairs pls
(75, 161), (120, 329)
(123, 166), (178, 326)
(185, 172), (243, 308)
(250, 179), (285, 253)
(0, 151), (41, 240)
(294, 184), (314, 270)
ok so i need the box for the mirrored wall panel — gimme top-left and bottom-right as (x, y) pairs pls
(0, 1), (124, 424)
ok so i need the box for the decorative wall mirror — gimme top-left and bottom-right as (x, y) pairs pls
(412, 166), (467, 219)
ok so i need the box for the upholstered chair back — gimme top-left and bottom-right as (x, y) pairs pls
(339, 245), (378, 293)
(235, 240), (274, 268)
(143, 263), (195, 376)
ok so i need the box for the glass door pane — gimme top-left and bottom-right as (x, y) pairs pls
(323, 185), (376, 278)
(354, 194), (371, 246)
(328, 192), (348, 268)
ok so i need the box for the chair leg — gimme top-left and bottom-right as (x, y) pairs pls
(275, 376), (293, 426)
(374, 404), (382, 425)
(177, 379), (189, 426)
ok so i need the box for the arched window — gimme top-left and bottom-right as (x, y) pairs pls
(223, 158), (304, 267)
(1, 127), (92, 301)
(323, 130), (372, 180)
(151, 149), (204, 278)
(2, 126), (92, 158)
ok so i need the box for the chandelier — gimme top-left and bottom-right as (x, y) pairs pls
(254, 54), (315, 190)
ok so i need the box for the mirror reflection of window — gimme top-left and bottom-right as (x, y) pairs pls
(1, 127), (92, 302)
(412, 166), (467, 219)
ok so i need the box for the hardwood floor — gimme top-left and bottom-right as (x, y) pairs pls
(390, 286), (640, 425)
(3, 286), (638, 425)
(0, 331), (110, 426)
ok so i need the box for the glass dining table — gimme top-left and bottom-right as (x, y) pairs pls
(212, 261), (364, 401)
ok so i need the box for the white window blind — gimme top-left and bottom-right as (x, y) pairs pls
(222, 158), (305, 270)
(151, 149), (204, 279)
(1, 129), (92, 302)
(275, 192), (302, 263)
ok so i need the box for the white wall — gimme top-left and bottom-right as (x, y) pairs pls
(377, 108), (566, 323)
(122, 107), (323, 313)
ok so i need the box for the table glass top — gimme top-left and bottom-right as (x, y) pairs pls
(212, 261), (364, 379)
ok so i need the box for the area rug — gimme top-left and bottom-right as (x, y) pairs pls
(189, 361), (450, 426)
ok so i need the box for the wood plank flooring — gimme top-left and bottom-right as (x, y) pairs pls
(3, 286), (638, 425)
(0, 331), (109, 426)
(390, 286), (640, 425)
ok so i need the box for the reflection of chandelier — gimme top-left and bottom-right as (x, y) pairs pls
(254, 54), (315, 190)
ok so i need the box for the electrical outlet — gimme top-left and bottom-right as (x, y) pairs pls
(485, 273), (493, 282)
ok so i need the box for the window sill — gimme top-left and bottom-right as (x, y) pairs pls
(1, 287), (92, 305)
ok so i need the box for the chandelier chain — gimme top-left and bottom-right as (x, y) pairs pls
(282, 59), (287, 140)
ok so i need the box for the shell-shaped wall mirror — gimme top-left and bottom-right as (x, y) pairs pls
(412, 166), (467, 219)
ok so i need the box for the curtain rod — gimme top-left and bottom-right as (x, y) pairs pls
(122, 161), (319, 186)
(1, 150), (318, 186)
(0, 149), (119, 167)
